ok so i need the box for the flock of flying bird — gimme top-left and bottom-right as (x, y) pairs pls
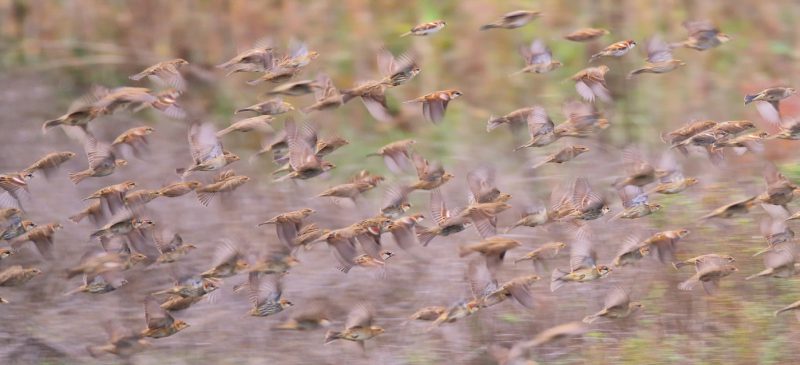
(2, 8), (800, 364)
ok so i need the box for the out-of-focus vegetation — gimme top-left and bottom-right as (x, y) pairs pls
(1, 1), (800, 364)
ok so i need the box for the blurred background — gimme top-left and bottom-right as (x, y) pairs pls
(1, 1), (800, 364)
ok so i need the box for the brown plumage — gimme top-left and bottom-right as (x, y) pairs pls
(404, 89), (463, 124)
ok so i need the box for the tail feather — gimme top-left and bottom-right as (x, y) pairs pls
(196, 191), (215, 207)
(416, 225), (436, 247)
(549, 268), (567, 292)
(69, 170), (91, 185)
(627, 69), (646, 79)
(744, 94), (757, 105)
(324, 331), (341, 344)
(246, 78), (265, 86)
(582, 313), (600, 324)
(399, 32), (412, 37)
(672, 261), (687, 270)
(129, 72), (147, 81)
(69, 212), (87, 224)
(479, 24), (497, 31)
(42, 119), (61, 133)
(486, 116), (506, 132)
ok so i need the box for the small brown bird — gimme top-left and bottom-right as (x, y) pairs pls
(111, 126), (155, 158)
(0, 247), (13, 260)
(247, 67), (299, 85)
(431, 299), (481, 327)
(662, 119), (718, 153)
(124, 189), (162, 208)
(590, 40), (636, 62)
(466, 166), (504, 205)
(639, 229), (690, 263)
(217, 116), (275, 137)
(275, 119), (335, 181)
(201, 241), (248, 278)
(531, 145), (589, 169)
(11, 223), (62, 259)
(712, 132), (769, 154)
(774, 300), (800, 321)
(180, 122), (240, 178)
(524, 322), (589, 347)
(408, 153), (454, 191)
(340, 81), (391, 122)
(404, 89), (462, 124)
(376, 48), (420, 87)
(514, 39), (562, 75)
(756, 162), (799, 208)
(273, 309), (332, 331)
(513, 106), (558, 150)
(157, 181), (202, 198)
(380, 185), (413, 218)
(405, 306), (447, 324)
(304, 73), (345, 112)
(90, 217), (153, 240)
(386, 214), (425, 253)
(0, 265), (41, 286)
(275, 41), (319, 70)
(141, 296), (190, 338)
(401, 20), (446, 37)
(64, 270), (128, 296)
(480, 10), (540, 30)
(582, 287), (643, 323)
(672, 20), (731, 51)
(416, 189), (471, 246)
(258, 208), (315, 252)
(195, 172), (250, 206)
(744, 87), (797, 126)
(678, 261), (738, 294)
(551, 233), (611, 291)
(245, 273), (294, 317)
(325, 304), (384, 351)
(0, 172), (32, 206)
(217, 38), (274, 75)
(153, 232), (196, 264)
(487, 106), (536, 133)
(700, 196), (758, 220)
(612, 235), (651, 267)
(69, 131), (128, 184)
(366, 139), (416, 174)
(85, 180), (137, 213)
(565, 28), (610, 42)
(757, 204), (794, 256)
(42, 86), (109, 132)
(459, 236), (521, 276)
(746, 243), (797, 280)
(570, 65), (612, 103)
(514, 241), (566, 274)
(615, 148), (657, 188)
(267, 79), (321, 97)
(609, 185), (661, 221)
(673, 254), (735, 270)
(293, 223), (326, 250)
(317, 181), (378, 202)
(235, 98), (294, 116)
(628, 35), (685, 78)
(86, 321), (150, 359)
(130, 59), (188, 91)
(22, 151), (76, 178)
(553, 177), (610, 222)
(647, 152), (698, 195)
(68, 201), (103, 224)
(767, 118), (800, 140)
(481, 274), (540, 308)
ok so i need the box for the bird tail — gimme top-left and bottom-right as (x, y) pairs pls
(68, 211), (88, 224)
(627, 69), (646, 79)
(129, 71), (147, 81)
(744, 94), (757, 105)
(89, 229), (105, 239)
(530, 159), (549, 170)
(234, 108), (252, 115)
(549, 268), (567, 292)
(589, 53), (601, 63)
(486, 116), (506, 132)
(42, 119), (62, 133)
(582, 313), (600, 324)
(365, 153), (381, 158)
(246, 77), (265, 86)
(669, 41), (686, 49)
(672, 261), (687, 270)
(324, 331), (342, 344)
(752, 246), (772, 257)
(745, 270), (768, 280)
(399, 31), (412, 37)
(69, 170), (91, 185)
(457, 245), (472, 258)
(86, 344), (108, 358)
(195, 191), (215, 207)
(63, 286), (84, 296)
(677, 278), (696, 291)
(479, 24), (497, 31)
(216, 127), (234, 137)
(416, 225), (436, 247)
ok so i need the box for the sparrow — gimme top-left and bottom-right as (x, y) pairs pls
(774, 300), (800, 321)
(258, 208), (315, 252)
(376, 48), (420, 87)
(69, 130), (128, 184)
(487, 106), (535, 133)
(467, 166), (504, 204)
(66, 249), (142, 279)
(582, 287), (643, 323)
(124, 189), (162, 208)
(408, 153), (454, 191)
(590, 40), (636, 62)
(235, 98), (295, 115)
(614, 147), (657, 187)
(273, 310), (332, 331)
(757, 204), (795, 256)
(274, 41), (319, 70)
(304, 73), (345, 112)
(711, 131), (769, 153)
(612, 235), (651, 267)
(195, 172), (250, 206)
(380, 185), (413, 218)
(1, 220), (35, 241)
(216, 116), (275, 137)
(628, 35), (685, 78)
(129, 58), (188, 91)
(514, 39), (562, 75)
(401, 20), (446, 37)
(245, 273), (293, 317)
(565, 28), (610, 42)
(325, 304), (384, 351)
(179, 122), (240, 178)
(673, 254), (735, 270)
(111, 126), (155, 157)
(86, 321), (150, 359)
(0, 265), (41, 286)
(551, 232), (611, 291)
(85, 180), (137, 213)
(11, 222), (62, 259)
(662, 119), (717, 153)
(480, 10), (540, 30)
(677, 261), (738, 294)
(22, 151), (76, 178)
(404, 89), (462, 124)
(153, 274), (220, 299)
(459, 236), (521, 276)
(216, 38), (274, 75)
(0, 247), (12, 260)
(513, 106), (558, 150)
(153, 232), (196, 264)
(553, 177), (610, 222)
(699, 196), (758, 220)
(767, 118), (800, 140)
(64, 271), (128, 296)
(157, 181), (202, 198)
(386, 214), (425, 253)
(745, 243), (797, 280)
(42, 86), (109, 132)
(530, 145), (589, 169)
(90, 216), (154, 240)
(293, 223), (326, 250)
(247, 67), (299, 85)
(523, 322), (589, 347)
(431, 299), (481, 326)
(275, 119), (335, 181)
(570, 65), (612, 103)
(405, 306), (447, 324)
(609, 185), (661, 221)
(315, 136), (350, 158)
(514, 241), (566, 274)
(647, 152), (698, 195)
(672, 20), (731, 50)
(68, 201), (103, 224)
(340, 81), (391, 122)
(201, 241), (248, 278)
(639, 229), (690, 263)
(0, 172), (31, 207)
(416, 189), (470, 246)
(246, 251), (299, 276)
(744, 87), (796, 126)
(267, 79), (321, 97)
(756, 162), (798, 208)
(481, 274), (540, 308)
(317, 181), (378, 202)
(366, 139), (416, 174)
(141, 296), (190, 338)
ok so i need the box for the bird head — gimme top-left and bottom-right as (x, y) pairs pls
(115, 159), (128, 167)
(174, 320), (190, 331)
(280, 299), (294, 308)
